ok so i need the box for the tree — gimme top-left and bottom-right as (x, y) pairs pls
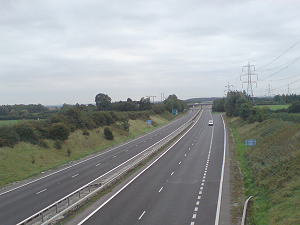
(163, 94), (187, 113)
(95, 93), (112, 111)
(239, 102), (253, 120)
(49, 123), (70, 141)
(139, 97), (152, 110)
(13, 122), (40, 144)
(104, 127), (114, 140)
(224, 91), (246, 117)
(288, 100), (300, 113)
(212, 98), (225, 112)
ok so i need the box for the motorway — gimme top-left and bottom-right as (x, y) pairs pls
(0, 109), (200, 225)
(69, 107), (229, 225)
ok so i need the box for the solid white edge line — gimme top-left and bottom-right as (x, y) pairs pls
(214, 115), (227, 225)
(16, 110), (203, 225)
(0, 112), (192, 197)
(77, 109), (204, 225)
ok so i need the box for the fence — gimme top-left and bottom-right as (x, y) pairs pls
(17, 109), (202, 225)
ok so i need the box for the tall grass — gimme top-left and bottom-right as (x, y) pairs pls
(229, 117), (300, 224)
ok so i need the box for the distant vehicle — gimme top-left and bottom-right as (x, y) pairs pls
(208, 120), (213, 126)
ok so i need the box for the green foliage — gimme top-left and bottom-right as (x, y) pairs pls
(0, 104), (50, 120)
(163, 94), (187, 113)
(0, 126), (20, 147)
(95, 93), (112, 111)
(13, 122), (41, 144)
(239, 102), (253, 120)
(67, 147), (71, 157)
(287, 100), (300, 113)
(54, 140), (63, 149)
(49, 123), (70, 141)
(225, 91), (247, 117)
(120, 117), (130, 132)
(139, 97), (152, 110)
(82, 128), (90, 136)
(104, 127), (114, 140)
(111, 100), (138, 111)
(230, 117), (300, 224)
(212, 98), (226, 112)
(152, 103), (167, 114)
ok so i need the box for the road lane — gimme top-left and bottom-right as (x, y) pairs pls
(0, 109), (200, 225)
(79, 108), (227, 225)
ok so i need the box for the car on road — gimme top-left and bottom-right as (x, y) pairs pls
(208, 120), (213, 126)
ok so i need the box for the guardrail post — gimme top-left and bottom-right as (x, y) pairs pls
(241, 196), (253, 225)
(79, 190), (81, 198)
(56, 204), (58, 213)
(41, 211), (44, 222)
(68, 197), (70, 206)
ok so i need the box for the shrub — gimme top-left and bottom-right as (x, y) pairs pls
(54, 140), (63, 149)
(39, 139), (50, 148)
(104, 127), (114, 140)
(0, 126), (20, 147)
(82, 128), (90, 136)
(13, 122), (40, 144)
(120, 117), (130, 132)
(49, 123), (70, 141)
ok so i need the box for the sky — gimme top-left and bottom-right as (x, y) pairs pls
(1, 0), (300, 105)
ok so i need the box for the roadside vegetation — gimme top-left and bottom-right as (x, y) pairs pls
(0, 94), (188, 187)
(214, 91), (300, 224)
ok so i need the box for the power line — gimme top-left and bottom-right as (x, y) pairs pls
(257, 38), (300, 71)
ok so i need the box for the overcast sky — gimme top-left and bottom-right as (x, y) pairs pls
(1, 0), (300, 105)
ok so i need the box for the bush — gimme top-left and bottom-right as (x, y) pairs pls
(54, 140), (63, 149)
(82, 128), (90, 136)
(49, 123), (70, 141)
(0, 126), (20, 147)
(104, 127), (114, 140)
(39, 139), (50, 148)
(13, 122), (40, 144)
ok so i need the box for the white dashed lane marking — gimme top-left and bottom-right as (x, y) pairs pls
(138, 211), (146, 220)
(36, 189), (47, 195)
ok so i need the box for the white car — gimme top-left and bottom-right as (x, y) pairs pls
(208, 120), (213, 126)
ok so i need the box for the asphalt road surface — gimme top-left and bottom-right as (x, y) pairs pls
(0, 109), (200, 225)
(75, 107), (229, 225)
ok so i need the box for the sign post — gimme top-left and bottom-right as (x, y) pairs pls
(245, 139), (256, 150)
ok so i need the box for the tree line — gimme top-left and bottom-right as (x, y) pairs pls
(0, 93), (187, 148)
(212, 91), (300, 123)
(0, 104), (51, 120)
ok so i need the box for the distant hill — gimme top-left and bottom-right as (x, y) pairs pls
(184, 97), (221, 103)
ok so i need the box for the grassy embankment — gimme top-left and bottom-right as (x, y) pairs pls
(228, 116), (300, 224)
(0, 112), (180, 187)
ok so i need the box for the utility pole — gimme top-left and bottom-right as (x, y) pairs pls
(287, 85), (290, 95)
(225, 81), (233, 97)
(240, 62), (258, 98)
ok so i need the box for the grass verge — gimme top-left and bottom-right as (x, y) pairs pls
(228, 116), (300, 225)
(0, 113), (182, 187)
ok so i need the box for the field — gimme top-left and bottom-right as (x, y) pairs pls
(256, 104), (290, 110)
(0, 120), (21, 126)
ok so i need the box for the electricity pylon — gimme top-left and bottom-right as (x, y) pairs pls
(240, 62), (258, 98)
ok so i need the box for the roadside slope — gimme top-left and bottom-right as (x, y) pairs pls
(229, 117), (300, 225)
